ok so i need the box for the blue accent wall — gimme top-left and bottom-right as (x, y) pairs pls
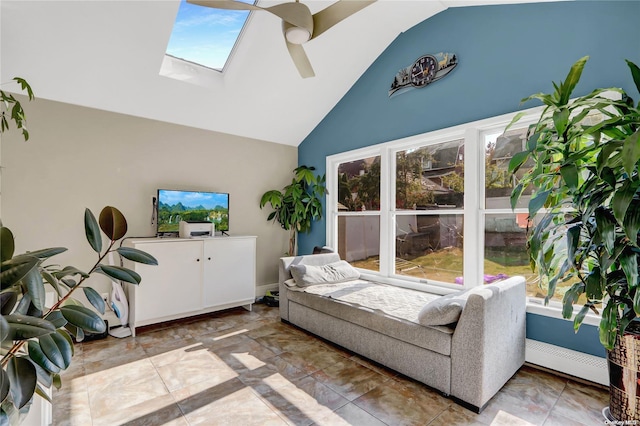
(297, 0), (640, 357)
(527, 313), (606, 358)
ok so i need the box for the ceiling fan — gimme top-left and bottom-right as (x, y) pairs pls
(186, 0), (376, 78)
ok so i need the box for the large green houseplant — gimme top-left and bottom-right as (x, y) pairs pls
(509, 56), (640, 420)
(260, 165), (326, 256)
(1, 80), (158, 424)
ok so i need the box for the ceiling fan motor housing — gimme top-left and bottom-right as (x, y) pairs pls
(278, 2), (314, 44)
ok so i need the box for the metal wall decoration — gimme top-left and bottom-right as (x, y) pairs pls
(389, 52), (458, 97)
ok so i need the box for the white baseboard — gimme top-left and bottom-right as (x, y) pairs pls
(256, 283), (279, 297)
(525, 339), (608, 385)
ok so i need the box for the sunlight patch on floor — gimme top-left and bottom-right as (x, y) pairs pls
(490, 410), (536, 425)
(232, 351), (266, 370)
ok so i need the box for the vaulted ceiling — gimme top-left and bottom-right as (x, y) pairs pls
(1, 0), (554, 146)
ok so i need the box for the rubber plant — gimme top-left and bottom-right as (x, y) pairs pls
(260, 165), (326, 256)
(508, 56), (640, 350)
(1, 208), (158, 424)
(0, 79), (158, 424)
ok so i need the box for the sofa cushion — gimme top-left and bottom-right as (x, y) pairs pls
(418, 289), (472, 326)
(290, 260), (360, 286)
(286, 281), (454, 356)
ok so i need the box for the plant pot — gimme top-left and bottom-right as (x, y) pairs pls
(607, 320), (640, 421)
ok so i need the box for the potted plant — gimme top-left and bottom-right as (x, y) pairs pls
(1, 80), (158, 424)
(509, 56), (640, 421)
(260, 165), (326, 256)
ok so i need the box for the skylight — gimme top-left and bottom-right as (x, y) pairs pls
(166, 0), (254, 71)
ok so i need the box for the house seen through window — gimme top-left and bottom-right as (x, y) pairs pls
(327, 108), (577, 306)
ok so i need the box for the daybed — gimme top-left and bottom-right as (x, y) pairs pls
(278, 253), (526, 412)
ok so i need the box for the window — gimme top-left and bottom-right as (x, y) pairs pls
(335, 156), (381, 272)
(394, 139), (464, 285)
(326, 105), (577, 310)
(166, 0), (254, 71)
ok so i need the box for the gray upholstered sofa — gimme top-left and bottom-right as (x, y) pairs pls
(278, 253), (526, 412)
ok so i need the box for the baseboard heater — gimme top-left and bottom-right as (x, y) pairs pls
(525, 339), (608, 386)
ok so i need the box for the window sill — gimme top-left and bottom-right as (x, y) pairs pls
(526, 298), (601, 327)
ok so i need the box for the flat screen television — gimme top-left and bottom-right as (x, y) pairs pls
(157, 189), (229, 235)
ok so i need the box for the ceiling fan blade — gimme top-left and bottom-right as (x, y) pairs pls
(285, 41), (315, 78)
(311, 0), (376, 39)
(187, 0), (263, 11)
(266, 2), (313, 33)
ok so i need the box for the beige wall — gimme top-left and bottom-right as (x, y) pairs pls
(1, 97), (296, 294)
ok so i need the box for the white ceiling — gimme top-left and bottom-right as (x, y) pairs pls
(1, 0), (553, 147)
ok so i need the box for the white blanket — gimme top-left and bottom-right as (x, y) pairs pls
(285, 279), (440, 324)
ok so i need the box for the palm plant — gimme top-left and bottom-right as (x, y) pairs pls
(508, 56), (640, 350)
(260, 165), (326, 256)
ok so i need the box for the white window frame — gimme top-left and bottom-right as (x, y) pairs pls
(326, 106), (601, 324)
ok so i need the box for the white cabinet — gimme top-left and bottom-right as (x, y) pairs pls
(202, 238), (255, 308)
(124, 236), (256, 334)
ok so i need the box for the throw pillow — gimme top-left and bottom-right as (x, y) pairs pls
(290, 260), (360, 286)
(418, 290), (472, 326)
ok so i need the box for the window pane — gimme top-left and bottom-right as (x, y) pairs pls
(396, 139), (464, 211)
(337, 156), (381, 211)
(483, 214), (581, 304)
(484, 128), (533, 209)
(395, 214), (463, 284)
(338, 215), (380, 272)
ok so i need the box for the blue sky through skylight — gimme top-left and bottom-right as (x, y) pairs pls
(166, 0), (253, 70)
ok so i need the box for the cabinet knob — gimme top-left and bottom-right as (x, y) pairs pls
(196, 258), (200, 262)
(208, 257), (211, 261)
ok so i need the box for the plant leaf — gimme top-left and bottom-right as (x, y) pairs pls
(0, 228), (14, 262)
(529, 190), (551, 218)
(60, 305), (106, 333)
(0, 291), (18, 315)
(599, 302), (617, 350)
(573, 305), (590, 332)
(0, 255), (39, 290)
(559, 56), (589, 106)
(626, 59), (640, 95)
(619, 251), (638, 289)
(0, 315), (8, 342)
(116, 247), (158, 265)
(43, 310), (67, 328)
(84, 208), (102, 253)
(553, 108), (570, 136)
(24, 247), (67, 259)
(22, 267), (45, 312)
(7, 357), (37, 409)
(99, 206), (128, 241)
(0, 369), (9, 405)
(83, 287), (105, 315)
(595, 208), (616, 254)
(612, 180), (640, 224)
(4, 314), (56, 340)
(621, 130), (640, 176)
(27, 341), (61, 374)
(52, 266), (89, 279)
(508, 151), (530, 174)
(38, 332), (72, 370)
(560, 164), (578, 190)
(95, 265), (141, 285)
(566, 225), (581, 269)
(623, 201), (640, 246)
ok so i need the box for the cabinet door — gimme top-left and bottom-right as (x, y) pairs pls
(131, 240), (203, 323)
(202, 238), (255, 308)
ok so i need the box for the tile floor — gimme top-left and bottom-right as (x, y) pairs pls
(52, 304), (609, 426)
